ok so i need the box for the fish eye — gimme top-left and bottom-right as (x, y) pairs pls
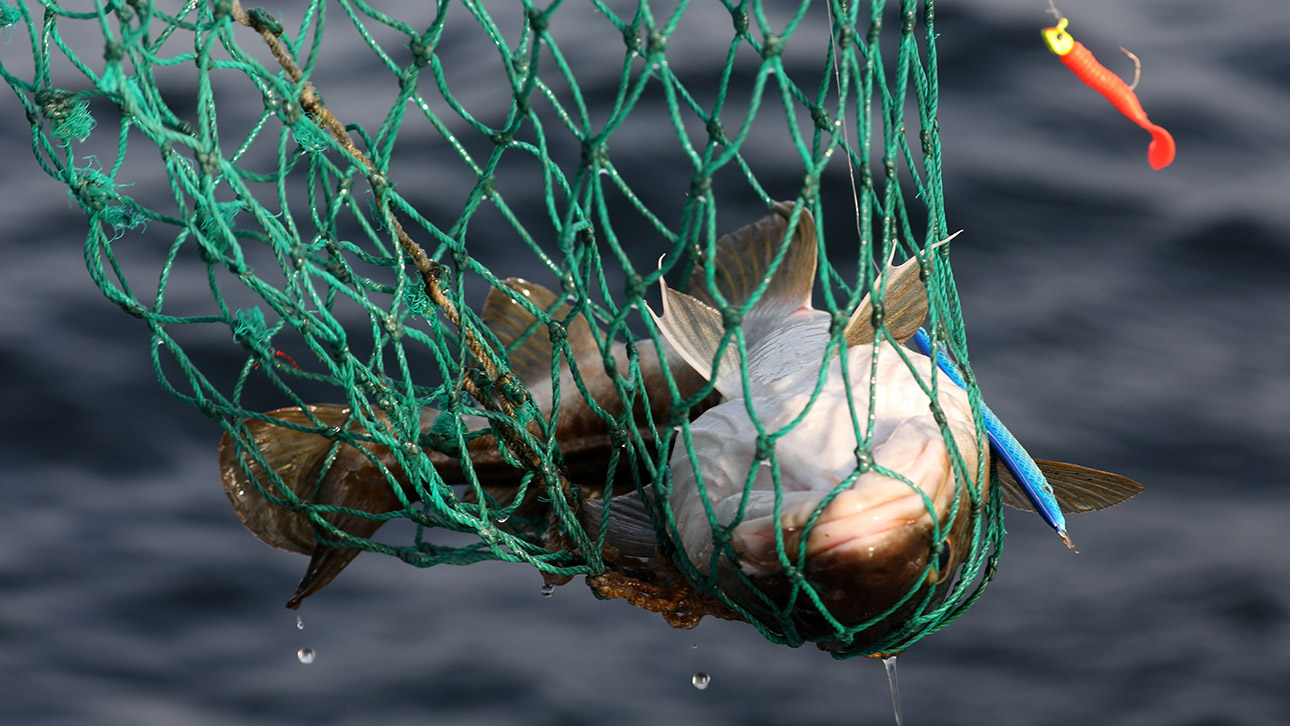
(935, 542), (952, 574)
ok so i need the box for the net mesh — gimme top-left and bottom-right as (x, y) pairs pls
(2, 0), (1003, 657)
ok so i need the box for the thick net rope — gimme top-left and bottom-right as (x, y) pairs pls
(2, 0), (1003, 657)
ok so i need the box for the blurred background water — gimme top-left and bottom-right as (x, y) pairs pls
(2, 1), (1289, 724)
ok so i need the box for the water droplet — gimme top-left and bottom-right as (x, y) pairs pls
(690, 643), (698, 649)
(295, 615), (304, 630)
(297, 647), (316, 664)
(496, 514), (510, 524)
(883, 656), (903, 726)
(540, 584), (555, 598)
(236, 489), (245, 496)
(691, 672), (710, 690)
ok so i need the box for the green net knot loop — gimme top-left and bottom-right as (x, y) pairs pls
(36, 89), (95, 140)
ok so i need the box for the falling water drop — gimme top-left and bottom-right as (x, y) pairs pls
(883, 656), (903, 726)
(297, 647), (316, 664)
(691, 672), (710, 690)
(295, 615), (304, 630)
(690, 643), (698, 649)
(540, 583), (555, 598)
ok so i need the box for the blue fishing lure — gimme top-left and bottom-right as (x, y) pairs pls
(911, 329), (1076, 549)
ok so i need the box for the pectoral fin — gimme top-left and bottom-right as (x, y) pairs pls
(998, 459), (1144, 514)
(648, 281), (744, 399)
(580, 494), (662, 560)
(651, 203), (825, 398)
(219, 403), (406, 608)
(480, 278), (606, 407)
(220, 403), (361, 555)
(844, 256), (928, 346)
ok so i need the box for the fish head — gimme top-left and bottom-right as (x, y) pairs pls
(674, 376), (983, 645)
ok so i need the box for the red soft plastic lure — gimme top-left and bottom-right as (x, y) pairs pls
(1042, 17), (1175, 169)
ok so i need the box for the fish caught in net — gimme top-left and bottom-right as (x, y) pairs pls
(2, 0), (1141, 657)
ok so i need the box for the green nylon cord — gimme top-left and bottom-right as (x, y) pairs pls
(2, 0), (1002, 657)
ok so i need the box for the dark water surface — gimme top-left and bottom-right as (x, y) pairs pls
(3, 1), (1289, 724)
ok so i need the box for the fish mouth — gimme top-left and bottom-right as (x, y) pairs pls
(729, 438), (955, 576)
(730, 484), (947, 576)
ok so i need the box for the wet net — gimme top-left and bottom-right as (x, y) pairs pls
(2, 0), (1003, 657)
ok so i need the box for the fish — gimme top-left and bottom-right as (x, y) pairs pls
(219, 279), (714, 609)
(219, 203), (1143, 650)
(636, 204), (983, 645)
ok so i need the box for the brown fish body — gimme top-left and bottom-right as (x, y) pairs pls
(220, 289), (711, 606)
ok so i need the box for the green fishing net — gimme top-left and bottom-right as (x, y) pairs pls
(2, 0), (1003, 657)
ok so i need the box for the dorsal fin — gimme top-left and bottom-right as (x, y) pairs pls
(999, 459), (1144, 514)
(844, 256), (929, 346)
(480, 278), (602, 395)
(684, 202), (818, 347)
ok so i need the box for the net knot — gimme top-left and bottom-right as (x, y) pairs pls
(194, 200), (242, 239)
(580, 139), (609, 168)
(232, 307), (273, 359)
(526, 7), (548, 33)
(69, 161), (116, 212)
(763, 34), (784, 59)
(720, 307), (741, 330)
(35, 88), (95, 140)
(292, 119), (328, 152)
(420, 410), (468, 459)
(410, 38), (434, 68)
(730, 7), (749, 35)
(195, 150), (220, 174)
(621, 25), (642, 54)
(498, 374), (528, 406)
(624, 273), (646, 304)
(1, 3), (21, 29)
(690, 174), (712, 200)
(901, 5), (917, 34)
(854, 446), (872, 472)
(103, 40), (124, 63)
(646, 29), (667, 59)
(705, 117), (727, 145)
(829, 309), (848, 337)
(800, 172), (819, 201)
(246, 8), (283, 36)
(810, 105), (832, 132)
(755, 434), (775, 461)
(368, 171), (391, 196)
(835, 23), (854, 47)
(869, 299), (885, 330)
(211, 0), (233, 22)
